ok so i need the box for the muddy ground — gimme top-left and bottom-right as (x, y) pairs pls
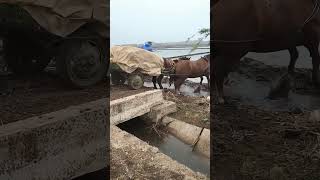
(163, 91), (210, 129)
(212, 58), (320, 180)
(0, 72), (108, 125)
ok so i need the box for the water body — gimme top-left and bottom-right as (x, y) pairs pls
(117, 118), (210, 177)
(225, 73), (320, 111)
(144, 80), (210, 97)
(246, 46), (312, 69)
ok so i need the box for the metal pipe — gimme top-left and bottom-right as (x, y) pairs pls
(164, 51), (210, 59)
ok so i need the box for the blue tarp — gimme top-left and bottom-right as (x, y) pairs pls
(139, 42), (153, 52)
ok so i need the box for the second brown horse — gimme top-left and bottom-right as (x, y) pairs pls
(164, 55), (210, 94)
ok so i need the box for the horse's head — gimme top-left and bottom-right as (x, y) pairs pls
(163, 58), (175, 70)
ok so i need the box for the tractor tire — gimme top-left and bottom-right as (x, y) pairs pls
(56, 39), (107, 88)
(128, 74), (144, 89)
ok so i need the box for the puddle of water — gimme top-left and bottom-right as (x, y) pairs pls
(158, 134), (210, 175)
(246, 46), (312, 69)
(144, 81), (210, 97)
(117, 118), (210, 176)
(225, 73), (320, 111)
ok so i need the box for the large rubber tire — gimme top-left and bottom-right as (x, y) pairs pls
(128, 74), (144, 89)
(56, 39), (107, 88)
(3, 36), (50, 75)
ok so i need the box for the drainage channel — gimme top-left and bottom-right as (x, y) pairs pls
(117, 117), (210, 176)
(71, 168), (109, 180)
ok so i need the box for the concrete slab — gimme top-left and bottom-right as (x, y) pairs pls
(0, 98), (108, 180)
(110, 125), (208, 179)
(110, 90), (163, 125)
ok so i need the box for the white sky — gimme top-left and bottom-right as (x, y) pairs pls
(110, 0), (210, 45)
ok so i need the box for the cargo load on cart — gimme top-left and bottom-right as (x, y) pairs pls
(110, 45), (164, 89)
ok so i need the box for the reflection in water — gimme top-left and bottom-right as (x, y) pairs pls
(225, 73), (320, 111)
(117, 118), (210, 176)
(144, 81), (210, 97)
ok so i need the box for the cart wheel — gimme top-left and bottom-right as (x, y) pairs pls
(128, 74), (144, 89)
(111, 71), (126, 85)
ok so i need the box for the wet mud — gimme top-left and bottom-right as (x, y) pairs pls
(0, 72), (108, 125)
(212, 57), (320, 180)
(223, 57), (320, 111)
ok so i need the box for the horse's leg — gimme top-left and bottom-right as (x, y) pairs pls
(288, 47), (299, 74)
(169, 76), (174, 87)
(174, 77), (186, 94)
(304, 40), (320, 86)
(152, 76), (157, 89)
(206, 75), (210, 89)
(157, 74), (164, 89)
(199, 76), (204, 91)
(213, 55), (240, 104)
(213, 56), (225, 104)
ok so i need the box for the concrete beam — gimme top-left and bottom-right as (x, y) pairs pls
(162, 116), (210, 158)
(0, 98), (108, 180)
(110, 90), (163, 125)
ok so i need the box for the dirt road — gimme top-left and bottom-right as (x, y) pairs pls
(0, 73), (108, 125)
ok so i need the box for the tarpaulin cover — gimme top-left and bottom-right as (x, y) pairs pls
(0, 0), (108, 37)
(110, 46), (164, 76)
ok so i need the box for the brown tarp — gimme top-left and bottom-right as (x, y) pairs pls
(110, 46), (164, 76)
(0, 0), (108, 37)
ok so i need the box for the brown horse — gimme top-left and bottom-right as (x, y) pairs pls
(164, 55), (210, 94)
(168, 56), (191, 87)
(213, 0), (320, 104)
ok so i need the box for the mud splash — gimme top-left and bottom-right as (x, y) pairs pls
(117, 118), (210, 176)
(144, 80), (210, 97)
(222, 58), (320, 112)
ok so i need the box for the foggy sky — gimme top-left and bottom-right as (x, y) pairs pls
(110, 0), (210, 45)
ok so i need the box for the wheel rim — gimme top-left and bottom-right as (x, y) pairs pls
(129, 75), (143, 89)
(67, 41), (103, 83)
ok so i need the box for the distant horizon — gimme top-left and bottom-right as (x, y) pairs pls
(111, 0), (210, 45)
(111, 40), (210, 46)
